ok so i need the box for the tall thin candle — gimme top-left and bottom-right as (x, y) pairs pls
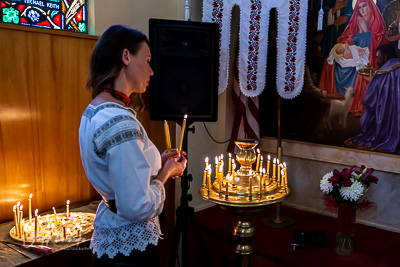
(13, 205), (18, 236)
(255, 149), (261, 172)
(228, 153), (232, 174)
(28, 193), (32, 225)
(163, 120), (171, 152)
(267, 155), (271, 176)
(178, 114), (187, 154)
(272, 158), (276, 179)
(34, 209), (38, 242)
(66, 200), (70, 218)
(19, 205), (23, 238)
(53, 207), (58, 225)
(277, 159), (281, 184)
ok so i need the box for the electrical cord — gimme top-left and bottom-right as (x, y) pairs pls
(202, 91), (242, 144)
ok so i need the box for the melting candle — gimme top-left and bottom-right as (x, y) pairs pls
(34, 209), (38, 242)
(256, 149), (261, 171)
(178, 114), (187, 154)
(28, 193), (32, 225)
(66, 200), (70, 218)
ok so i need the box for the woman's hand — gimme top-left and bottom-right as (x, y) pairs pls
(357, 16), (367, 34)
(156, 151), (187, 184)
(333, 0), (348, 14)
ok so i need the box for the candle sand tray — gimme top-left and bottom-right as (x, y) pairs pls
(9, 212), (95, 244)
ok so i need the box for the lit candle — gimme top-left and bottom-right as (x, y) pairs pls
(34, 209), (38, 242)
(277, 159), (281, 184)
(178, 114), (187, 154)
(260, 156), (263, 171)
(259, 173), (263, 199)
(283, 162), (288, 188)
(255, 149), (261, 172)
(220, 154), (224, 176)
(53, 207), (58, 225)
(164, 120), (172, 153)
(205, 157), (209, 168)
(272, 158), (276, 178)
(263, 168), (267, 186)
(203, 168), (207, 187)
(19, 205), (23, 238)
(215, 156), (219, 181)
(281, 169), (286, 188)
(13, 205), (18, 236)
(28, 193), (32, 225)
(16, 202), (20, 230)
(207, 166), (212, 196)
(66, 200), (70, 218)
(228, 153), (232, 174)
(267, 155), (271, 176)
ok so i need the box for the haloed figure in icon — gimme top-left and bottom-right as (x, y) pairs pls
(79, 25), (187, 266)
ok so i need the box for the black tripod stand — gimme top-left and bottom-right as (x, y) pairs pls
(168, 124), (211, 267)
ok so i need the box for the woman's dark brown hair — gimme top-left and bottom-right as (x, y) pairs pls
(86, 25), (149, 111)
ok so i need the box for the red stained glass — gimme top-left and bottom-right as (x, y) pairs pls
(1, 2), (6, 8)
(54, 14), (61, 26)
(17, 4), (25, 12)
(75, 8), (82, 23)
(36, 20), (50, 27)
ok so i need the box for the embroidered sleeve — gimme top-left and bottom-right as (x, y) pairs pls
(93, 115), (165, 222)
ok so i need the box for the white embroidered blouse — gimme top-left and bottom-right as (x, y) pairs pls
(79, 102), (165, 259)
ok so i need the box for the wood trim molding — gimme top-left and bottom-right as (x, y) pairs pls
(260, 137), (400, 174)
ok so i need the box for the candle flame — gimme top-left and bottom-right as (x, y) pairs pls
(281, 170), (285, 175)
(229, 153), (231, 158)
(215, 156), (218, 164)
(277, 159), (280, 164)
(205, 157), (209, 163)
(13, 205), (16, 211)
(261, 155), (263, 161)
(35, 209), (38, 215)
(220, 154), (223, 160)
(17, 201), (20, 207)
(20, 205), (23, 211)
(273, 158), (276, 164)
(263, 168), (266, 174)
(67, 200), (70, 205)
(283, 162), (287, 168)
(29, 193), (32, 199)
(184, 114), (187, 119)
(62, 218), (65, 225)
(257, 148), (260, 153)
(51, 222), (55, 228)
(268, 155), (271, 160)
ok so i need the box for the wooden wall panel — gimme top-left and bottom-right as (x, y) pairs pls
(0, 25), (99, 223)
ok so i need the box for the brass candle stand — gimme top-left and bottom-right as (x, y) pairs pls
(200, 139), (290, 267)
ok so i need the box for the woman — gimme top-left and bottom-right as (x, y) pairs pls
(79, 25), (187, 266)
(319, 0), (387, 116)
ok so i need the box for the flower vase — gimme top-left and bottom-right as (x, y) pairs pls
(335, 204), (357, 255)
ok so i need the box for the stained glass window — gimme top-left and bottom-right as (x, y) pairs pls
(1, 0), (88, 33)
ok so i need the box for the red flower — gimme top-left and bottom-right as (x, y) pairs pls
(290, 56), (296, 62)
(284, 85), (291, 91)
(252, 55), (258, 61)
(217, 12), (223, 19)
(292, 36), (298, 42)
(247, 65), (254, 71)
(248, 45), (255, 52)
(249, 24), (255, 31)
(286, 46), (293, 52)
(293, 16), (300, 22)
(212, 2), (219, 8)
(289, 76), (296, 82)
(251, 75), (257, 81)
(251, 4), (257, 10)
(254, 15), (261, 21)
(289, 5), (295, 11)
(246, 84), (253, 90)
(288, 26), (294, 32)
(343, 178), (353, 187)
(253, 35), (260, 41)
(285, 66), (291, 72)
(329, 176), (340, 186)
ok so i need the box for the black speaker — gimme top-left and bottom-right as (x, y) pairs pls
(148, 18), (219, 123)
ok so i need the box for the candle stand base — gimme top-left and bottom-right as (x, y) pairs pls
(260, 203), (294, 228)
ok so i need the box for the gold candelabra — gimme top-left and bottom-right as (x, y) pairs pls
(200, 139), (290, 267)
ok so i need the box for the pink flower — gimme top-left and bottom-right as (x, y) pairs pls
(286, 46), (293, 52)
(254, 15), (261, 21)
(253, 35), (260, 41)
(248, 45), (255, 51)
(217, 12), (223, 19)
(251, 4), (257, 10)
(249, 24), (255, 31)
(212, 2), (219, 8)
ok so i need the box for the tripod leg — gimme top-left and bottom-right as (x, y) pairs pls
(189, 207), (213, 267)
(168, 207), (183, 267)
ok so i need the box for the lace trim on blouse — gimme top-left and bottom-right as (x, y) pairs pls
(90, 216), (162, 259)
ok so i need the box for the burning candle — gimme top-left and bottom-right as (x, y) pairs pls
(53, 207), (58, 225)
(203, 168), (207, 187)
(34, 209), (38, 242)
(66, 200), (70, 218)
(164, 120), (171, 153)
(178, 114), (187, 154)
(267, 155), (271, 176)
(205, 157), (209, 168)
(228, 153), (232, 174)
(256, 149), (261, 172)
(28, 193), (32, 225)
(272, 158), (276, 178)
(13, 205), (18, 236)
(283, 162), (288, 188)
(259, 173), (263, 199)
(19, 205), (23, 238)
(207, 167), (211, 196)
(220, 154), (224, 175)
(277, 159), (281, 184)
(16, 202), (20, 229)
(281, 169), (286, 187)
(260, 156), (263, 171)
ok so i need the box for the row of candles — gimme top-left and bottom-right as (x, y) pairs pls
(12, 194), (78, 242)
(202, 149), (288, 200)
(164, 114), (187, 154)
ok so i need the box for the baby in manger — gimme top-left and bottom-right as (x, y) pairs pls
(328, 43), (370, 70)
